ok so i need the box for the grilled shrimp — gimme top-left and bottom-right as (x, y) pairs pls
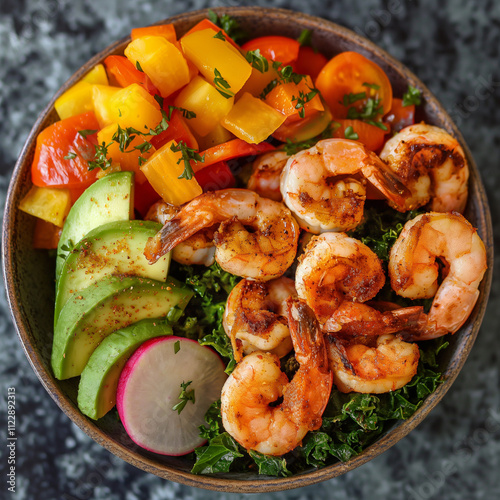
(389, 212), (487, 340)
(146, 201), (216, 266)
(327, 334), (420, 394)
(247, 150), (288, 201)
(379, 123), (469, 213)
(280, 138), (409, 233)
(295, 232), (424, 335)
(223, 277), (297, 362)
(144, 189), (300, 281)
(221, 298), (332, 455)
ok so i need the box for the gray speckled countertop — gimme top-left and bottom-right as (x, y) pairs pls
(1, 1), (499, 499)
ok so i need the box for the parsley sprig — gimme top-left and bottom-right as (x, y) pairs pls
(292, 88), (319, 118)
(172, 381), (195, 414)
(341, 82), (388, 131)
(207, 9), (246, 43)
(170, 140), (205, 180)
(213, 68), (234, 99)
(260, 62), (307, 98)
(403, 85), (422, 107)
(245, 49), (269, 73)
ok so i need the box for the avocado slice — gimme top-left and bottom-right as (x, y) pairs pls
(56, 172), (134, 282)
(51, 275), (193, 380)
(78, 318), (173, 420)
(54, 220), (170, 324)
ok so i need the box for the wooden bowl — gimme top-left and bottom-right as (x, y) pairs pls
(2, 6), (493, 493)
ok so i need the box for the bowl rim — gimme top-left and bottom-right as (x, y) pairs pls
(2, 5), (494, 493)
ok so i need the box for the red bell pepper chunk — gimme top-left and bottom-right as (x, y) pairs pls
(103, 55), (159, 96)
(194, 139), (275, 173)
(31, 112), (100, 189)
(134, 179), (161, 218)
(148, 109), (199, 151)
(195, 161), (235, 192)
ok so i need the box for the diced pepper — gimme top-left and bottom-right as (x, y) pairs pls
(32, 218), (62, 249)
(95, 83), (163, 132)
(19, 185), (71, 227)
(221, 92), (286, 144)
(97, 123), (155, 184)
(81, 64), (109, 85)
(195, 161), (236, 191)
(131, 23), (177, 43)
(140, 140), (203, 205)
(134, 179), (161, 217)
(182, 18), (239, 49)
(237, 62), (279, 98)
(181, 28), (252, 96)
(92, 85), (122, 128)
(124, 36), (190, 98)
(55, 65), (109, 119)
(195, 123), (234, 151)
(104, 55), (159, 95)
(264, 75), (323, 124)
(193, 139), (275, 173)
(174, 76), (234, 137)
(31, 112), (99, 189)
(149, 109), (198, 151)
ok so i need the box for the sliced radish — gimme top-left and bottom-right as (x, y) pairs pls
(117, 336), (227, 456)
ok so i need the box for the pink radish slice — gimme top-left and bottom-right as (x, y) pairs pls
(117, 336), (227, 456)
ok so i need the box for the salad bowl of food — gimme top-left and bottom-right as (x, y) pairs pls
(2, 6), (493, 493)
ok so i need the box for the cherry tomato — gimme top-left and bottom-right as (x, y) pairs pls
(104, 55), (159, 95)
(315, 51), (393, 120)
(333, 119), (388, 152)
(241, 36), (300, 65)
(31, 112), (100, 189)
(195, 161), (236, 192)
(193, 139), (275, 173)
(384, 98), (415, 132)
(294, 46), (328, 80)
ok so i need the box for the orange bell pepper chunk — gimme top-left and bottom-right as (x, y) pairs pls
(104, 55), (159, 96)
(131, 23), (176, 43)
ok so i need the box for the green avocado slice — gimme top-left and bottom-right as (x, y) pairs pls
(56, 171), (134, 282)
(51, 275), (192, 380)
(54, 220), (170, 324)
(78, 319), (173, 420)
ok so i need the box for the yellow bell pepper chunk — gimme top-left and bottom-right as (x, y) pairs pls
(94, 83), (163, 132)
(221, 93), (286, 144)
(181, 28), (252, 96)
(174, 76), (234, 137)
(124, 36), (190, 98)
(237, 63), (280, 98)
(92, 85), (122, 128)
(19, 186), (71, 227)
(195, 123), (234, 151)
(141, 140), (203, 206)
(82, 64), (109, 85)
(97, 124), (155, 184)
(54, 65), (110, 120)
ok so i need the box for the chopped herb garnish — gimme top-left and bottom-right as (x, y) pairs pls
(342, 91), (367, 106)
(363, 82), (381, 90)
(88, 141), (113, 171)
(213, 68), (234, 99)
(174, 340), (180, 354)
(63, 152), (77, 160)
(245, 49), (269, 73)
(170, 140), (205, 180)
(135, 60), (144, 72)
(297, 28), (312, 47)
(112, 124), (142, 152)
(149, 109), (170, 136)
(213, 30), (226, 41)
(344, 125), (359, 140)
(78, 129), (97, 139)
(207, 9), (246, 43)
(403, 85), (422, 107)
(292, 88), (319, 118)
(343, 92), (388, 131)
(154, 94), (164, 108)
(260, 64), (306, 98)
(172, 381), (195, 414)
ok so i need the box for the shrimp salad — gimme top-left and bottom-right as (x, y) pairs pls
(21, 12), (488, 477)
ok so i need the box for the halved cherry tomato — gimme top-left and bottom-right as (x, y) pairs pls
(148, 109), (199, 151)
(294, 46), (327, 80)
(131, 23), (176, 43)
(31, 112), (99, 189)
(193, 139), (275, 173)
(195, 161), (236, 192)
(241, 36), (299, 65)
(384, 98), (415, 132)
(333, 119), (388, 152)
(103, 55), (159, 96)
(315, 51), (393, 120)
(182, 19), (239, 49)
